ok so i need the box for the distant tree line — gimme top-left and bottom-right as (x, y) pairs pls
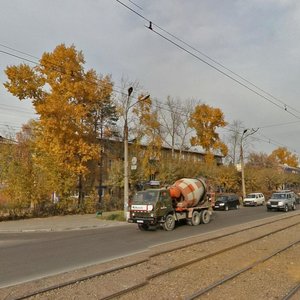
(0, 44), (299, 219)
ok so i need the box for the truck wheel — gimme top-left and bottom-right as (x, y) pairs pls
(163, 215), (175, 231)
(200, 210), (211, 224)
(292, 203), (296, 211)
(284, 205), (289, 212)
(191, 211), (201, 226)
(138, 224), (149, 231)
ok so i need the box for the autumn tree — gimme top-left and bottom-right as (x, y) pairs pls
(132, 95), (162, 182)
(188, 104), (228, 163)
(269, 147), (299, 167)
(159, 97), (196, 157)
(0, 122), (56, 210)
(246, 152), (277, 168)
(4, 44), (114, 207)
(225, 120), (243, 165)
(157, 155), (203, 184)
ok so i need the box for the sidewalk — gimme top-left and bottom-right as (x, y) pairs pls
(0, 214), (128, 233)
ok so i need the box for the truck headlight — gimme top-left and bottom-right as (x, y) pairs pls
(278, 201), (283, 206)
(147, 205), (153, 211)
(267, 201), (270, 205)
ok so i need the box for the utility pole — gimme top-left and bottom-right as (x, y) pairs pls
(240, 128), (258, 199)
(123, 88), (150, 220)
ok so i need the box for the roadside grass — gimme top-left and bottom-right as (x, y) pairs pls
(96, 210), (126, 222)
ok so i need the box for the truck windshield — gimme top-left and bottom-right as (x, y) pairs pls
(132, 190), (159, 204)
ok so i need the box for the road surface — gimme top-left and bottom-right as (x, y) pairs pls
(0, 206), (288, 287)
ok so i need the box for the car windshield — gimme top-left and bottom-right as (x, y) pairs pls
(271, 193), (287, 199)
(216, 196), (228, 202)
(132, 190), (159, 204)
(246, 194), (256, 198)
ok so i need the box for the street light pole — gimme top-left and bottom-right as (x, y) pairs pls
(240, 128), (259, 199)
(240, 129), (247, 199)
(123, 88), (150, 220)
(123, 87), (132, 220)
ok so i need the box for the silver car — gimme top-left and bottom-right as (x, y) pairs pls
(266, 190), (297, 212)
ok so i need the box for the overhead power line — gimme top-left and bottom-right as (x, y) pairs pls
(1, 42), (298, 154)
(0, 49), (39, 65)
(2, 42), (300, 134)
(255, 132), (298, 154)
(115, 0), (300, 120)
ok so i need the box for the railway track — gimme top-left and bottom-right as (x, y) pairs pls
(185, 240), (300, 299)
(5, 212), (300, 300)
(282, 282), (300, 300)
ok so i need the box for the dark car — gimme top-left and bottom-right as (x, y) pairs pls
(213, 193), (240, 211)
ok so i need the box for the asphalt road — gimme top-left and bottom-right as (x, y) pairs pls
(0, 206), (288, 288)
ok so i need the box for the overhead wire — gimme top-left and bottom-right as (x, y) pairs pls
(0, 7), (299, 157)
(0, 43), (298, 155)
(115, 0), (300, 119)
(2, 42), (299, 133)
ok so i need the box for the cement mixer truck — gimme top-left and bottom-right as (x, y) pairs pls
(128, 178), (211, 231)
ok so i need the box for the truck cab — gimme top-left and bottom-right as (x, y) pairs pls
(128, 189), (173, 230)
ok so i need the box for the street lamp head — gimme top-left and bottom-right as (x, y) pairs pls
(128, 87), (133, 96)
(140, 94), (150, 101)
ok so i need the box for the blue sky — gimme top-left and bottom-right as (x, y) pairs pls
(1, 0), (300, 156)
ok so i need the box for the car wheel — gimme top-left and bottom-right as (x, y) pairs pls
(163, 214), (175, 231)
(200, 210), (211, 224)
(284, 205), (289, 212)
(224, 205), (229, 211)
(292, 203), (296, 211)
(235, 203), (239, 209)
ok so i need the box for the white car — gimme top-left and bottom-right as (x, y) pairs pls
(243, 193), (265, 206)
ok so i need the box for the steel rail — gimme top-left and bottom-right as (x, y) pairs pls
(185, 240), (300, 300)
(12, 213), (300, 300)
(12, 259), (148, 300)
(102, 219), (300, 300)
(282, 282), (300, 300)
(147, 220), (300, 279)
(149, 212), (300, 258)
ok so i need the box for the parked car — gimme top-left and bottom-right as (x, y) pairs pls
(213, 193), (240, 211)
(266, 190), (297, 212)
(243, 193), (265, 206)
(295, 193), (300, 204)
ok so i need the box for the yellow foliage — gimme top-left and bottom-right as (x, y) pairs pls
(132, 96), (163, 180)
(4, 44), (113, 177)
(269, 147), (299, 167)
(189, 104), (228, 156)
